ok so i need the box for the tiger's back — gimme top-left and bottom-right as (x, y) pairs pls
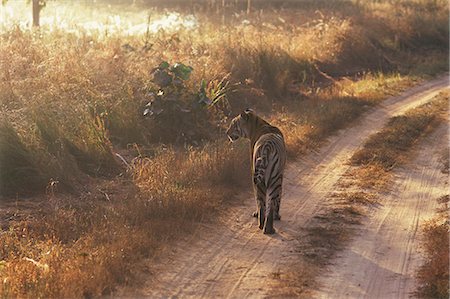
(253, 132), (286, 187)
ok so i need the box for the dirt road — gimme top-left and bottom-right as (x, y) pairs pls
(127, 76), (448, 298)
(315, 122), (448, 299)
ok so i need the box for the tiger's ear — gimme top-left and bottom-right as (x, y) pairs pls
(240, 108), (253, 120)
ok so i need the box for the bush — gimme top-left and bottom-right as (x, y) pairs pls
(0, 121), (45, 196)
(416, 217), (449, 298)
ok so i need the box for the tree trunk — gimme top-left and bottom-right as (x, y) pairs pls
(246, 0), (251, 14)
(32, 0), (40, 27)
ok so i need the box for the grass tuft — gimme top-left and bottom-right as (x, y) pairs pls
(416, 195), (449, 299)
(0, 120), (45, 196)
(352, 92), (448, 172)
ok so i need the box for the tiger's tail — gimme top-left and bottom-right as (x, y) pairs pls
(253, 156), (267, 187)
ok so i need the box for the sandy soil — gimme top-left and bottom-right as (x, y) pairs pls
(314, 122), (448, 299)
(121, 76), (448, 298)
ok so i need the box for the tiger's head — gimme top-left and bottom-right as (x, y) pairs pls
(226, 109), (254, 142)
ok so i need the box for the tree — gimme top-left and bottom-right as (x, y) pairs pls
(1, 0), (46, 27)
(32, 0), (46, 27)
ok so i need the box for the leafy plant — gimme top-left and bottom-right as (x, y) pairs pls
(144, 61), (194, 117)
(149, 61), (193, 89)
(197, 74), (234, 108)
(143, 61), (232, 144)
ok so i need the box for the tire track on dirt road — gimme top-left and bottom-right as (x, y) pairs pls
(314, 121), (448, 299)
(121, 76), (448, 298)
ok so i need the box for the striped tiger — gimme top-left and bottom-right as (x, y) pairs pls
(226, 109), (286, 234)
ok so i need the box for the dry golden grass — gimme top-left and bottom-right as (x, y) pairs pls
(353, 163), (392, 189)
(1, 0), (447, 194)
(0, 0), (448, 297)
(351, 91), (448, 187)
(271, 95), (370, 158)
(438, 148), (449, 174)
(333, 191), (377, 206)
(416, 195), (449, 299)
(0, 141), (250, 297)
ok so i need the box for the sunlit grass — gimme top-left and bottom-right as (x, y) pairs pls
(0, 0), (197, 35)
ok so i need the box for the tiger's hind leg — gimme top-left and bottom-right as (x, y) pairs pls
(258, 195), (266, 230)
(263, 187), (277, 234)
(273, 175), (283, 221)
(273, 195), (281, 221)
(253, 185), (265, 218)
(253, 154), (267, 223)
(263, 178), (282, 234)
(254, 181), (266, 229)
(263, 197), (275, 234)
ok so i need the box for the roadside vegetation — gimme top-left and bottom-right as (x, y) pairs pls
(0, 0), (448, 297)
(416, 152), (449, 299)
(351, 91), (448, 188)
(416, 195), (449, 299)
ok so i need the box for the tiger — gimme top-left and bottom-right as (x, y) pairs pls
(226, 109), (286, 234)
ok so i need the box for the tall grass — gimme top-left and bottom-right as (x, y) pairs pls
(0, 120), (44, 195)
(1, 0), (447, 195)
(0, 140), (249, 297)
